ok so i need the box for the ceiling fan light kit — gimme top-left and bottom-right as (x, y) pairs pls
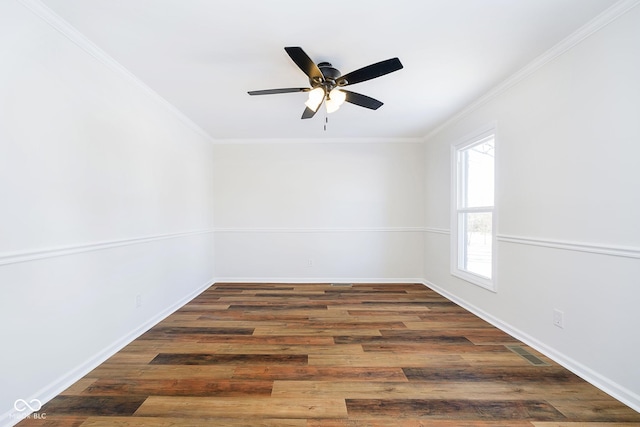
(248, 47), (403, 119)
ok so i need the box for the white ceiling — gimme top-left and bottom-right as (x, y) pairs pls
(40, 0), (617, 140)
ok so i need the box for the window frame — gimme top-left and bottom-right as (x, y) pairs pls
(450, 124), (497, 292)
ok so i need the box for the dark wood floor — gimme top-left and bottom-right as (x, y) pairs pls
(19, 283), (640, 426)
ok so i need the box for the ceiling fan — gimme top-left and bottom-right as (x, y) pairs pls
(248, 47), (403, 119)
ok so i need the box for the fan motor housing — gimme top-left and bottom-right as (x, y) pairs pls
(318, 62), (341, 79)
(311, 62), (346, 88)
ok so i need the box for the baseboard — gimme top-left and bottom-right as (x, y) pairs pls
(420, 279), (640, 413)
(212, 277), (425, 284)
(1, 278), (214, 427)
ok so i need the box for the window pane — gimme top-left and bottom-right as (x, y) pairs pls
(459, 212), (492, 279)
(461, 138), (494, 208)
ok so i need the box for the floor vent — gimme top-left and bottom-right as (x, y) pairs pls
(505, 345), (550, 366)
(331, 283), (353, 287)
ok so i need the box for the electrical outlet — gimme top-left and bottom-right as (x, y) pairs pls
(553, 309), (564, 329)
(136, 294), (142, 308)
(307, 259), (313, 267)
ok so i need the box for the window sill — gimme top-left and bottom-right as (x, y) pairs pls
(451, 269), (496, 292)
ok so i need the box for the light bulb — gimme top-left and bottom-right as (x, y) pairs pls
(325, 99), (339, 114)
(304, 87), (325, 112)
(326, 88), (346, 113)
(329, 88), (346, 106)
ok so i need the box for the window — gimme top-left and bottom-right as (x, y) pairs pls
(451, 126), (496, 291)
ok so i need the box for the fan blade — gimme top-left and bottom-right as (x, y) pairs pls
(248, 88), (309, 95)
(285, 47), (323, 82)
(342, 90), (384, 110)
(301, 106), (318, 119)
(339, 58), (403, 86)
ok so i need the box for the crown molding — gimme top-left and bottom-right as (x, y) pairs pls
(213, 227), (426, 234)
(424, 0), (640, 141)
(212, 137), (426, 145)
(16, 0), (217, 145)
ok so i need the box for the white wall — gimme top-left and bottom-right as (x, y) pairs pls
(0, 2), (215, 424)
(213, 141), (425, 281)
(423, 5), (640, 410)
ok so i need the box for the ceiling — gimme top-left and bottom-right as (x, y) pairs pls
(40, 0), (617, 140)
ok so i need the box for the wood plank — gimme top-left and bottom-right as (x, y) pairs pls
(404, 321), (496, 329)
(271, 380), (609, 401)
(80, 378), (273, 397)
(308, 421), (536, 427)
(142, 326), (255, 335)
(39, 396), (146, 416)
(232, 366), (407, 381)
(253, 327), (382, 336)
(361, 343), (509, 354)
(197, 312), (310, 321)
(310, 314), (424, 322)
(149, 353), (308, 366)
(403, 366), (586, 384)
(85, 365), (235, 380)
(345, 399), (566, 421)
(544, 399), (640, 422)
(459, 353), (533, 366)
(79, 417), (306, 426)
(14, 416), (87, 427)
(60, 378), (98, 395)
(533, 423), (640, 427)
(153, 320), (293, 328)
(309, 353), (469, 367)
(327, 304), (432, 312)
(227, 304), (329, 310)
(334, 334), (473, 345)
(196, 335), (335, 345)
(98, 352), (158, 365)
(124, 342), (364, 355)
(134, 396), (348, 418)
(175, 304), (230, 312)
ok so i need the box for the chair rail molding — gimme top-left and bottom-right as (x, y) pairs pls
(424, 227), (450, 235)
(496, 234), (640, 259)
(0, 229), (215, 267)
